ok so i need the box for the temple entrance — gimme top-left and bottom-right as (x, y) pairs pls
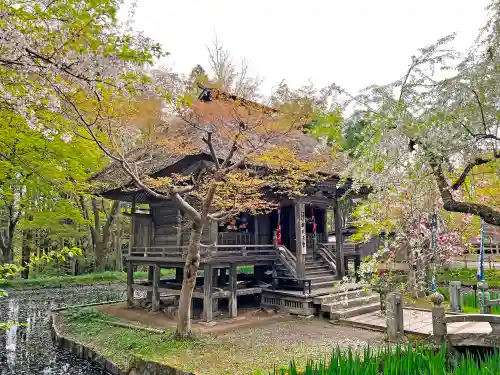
(270, 204), (327, 254)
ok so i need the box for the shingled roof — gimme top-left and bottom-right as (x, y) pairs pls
(90, 86), (345, 194)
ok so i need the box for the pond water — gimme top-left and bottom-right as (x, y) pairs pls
(0, 285), (127, 375)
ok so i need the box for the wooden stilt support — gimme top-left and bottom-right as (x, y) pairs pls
(203, 264), (213, 322)
(212, 268), (219, 313)
(127, 261), (134, 306)
(146, 265), (154, 301)
(333, 196), (345, 279)
(229, 263), (238, 318)
(152, 264), (161, 312)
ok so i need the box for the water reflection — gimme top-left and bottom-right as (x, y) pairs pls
(0, 285), (126, 375)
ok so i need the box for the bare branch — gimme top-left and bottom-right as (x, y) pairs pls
(170, 192), (201, 222)
(431, 161), (500, 226)
(220, 139), (238, 169)
(450, 156), (493, 190)
(208, 209), (239, 222)
(471, 89), (488, 132)
(203, 132), (220, 169)
(222, 152), (249, 173)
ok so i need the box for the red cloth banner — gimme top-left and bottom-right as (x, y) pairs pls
(276, 208), (282, 245)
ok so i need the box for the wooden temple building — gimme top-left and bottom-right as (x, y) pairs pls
(90, 86), (380, 320)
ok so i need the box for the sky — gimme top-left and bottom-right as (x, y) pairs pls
(130, 0), (491, 96)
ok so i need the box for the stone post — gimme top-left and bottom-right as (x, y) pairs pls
(449, 281), (463, 313)
(386, 292), (404, 341)
(430, 292), (446, 343)
(478, 280), (490, 314)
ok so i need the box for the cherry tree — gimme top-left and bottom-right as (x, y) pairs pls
(329, 0), (500, 227)
(352, 178), (467, 298)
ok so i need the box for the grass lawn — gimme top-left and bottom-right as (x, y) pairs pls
(0, 266), (254, 290)
(0, 270), (172, 290)
(402, 285), (500, 314)
(437, 268), (500, 288)
(58, 307), (384, 375)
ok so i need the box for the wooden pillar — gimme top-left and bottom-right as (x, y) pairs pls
(209, 220), (218, 245)
(212, 268), (219, 313)
(146, 265), (154, 301)
(322, 208), (328, 241)
(128, 198), (136, 257)
(294, 200), (306, 279)
(127, 261), (134, 306)
(254, 215), (259, 244)
(176, 209), (183, 247)
(229, 263), (238, 318)
(203, 264), (213, 322)
(151, 264), (161, 312)
(333, 196), (345, 279)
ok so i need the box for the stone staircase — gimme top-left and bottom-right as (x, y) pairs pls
(313, 284), (380, 320)
(267, 248), (380, 319)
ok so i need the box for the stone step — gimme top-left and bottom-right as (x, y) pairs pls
(329, 302), (380, 320)
(305, 269), (335, 276)
(305, 264), (331, 270)
(310, 280), (337, 289)
(315, 289), (369, 305)
(309, 275), (336, 284)
(321, 294), (380, 312)
(312, 284), (367, 304)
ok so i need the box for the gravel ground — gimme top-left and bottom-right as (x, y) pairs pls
(150, 317), (386, 375)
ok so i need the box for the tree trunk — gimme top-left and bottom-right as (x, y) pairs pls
(0, 222), (16, 264)
(176, 221), (204, 337)
(0, 242), (13, 264)
(94, 241), (106, 272)
(21, 230), (32, 279)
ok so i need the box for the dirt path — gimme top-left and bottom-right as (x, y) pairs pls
(96, 303), (386, 374)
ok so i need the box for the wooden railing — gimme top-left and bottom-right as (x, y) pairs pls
(275, 244), (297, 279)
(126, 244), (276, 263)
(205, 244), (276, 262)
(217, 232), (270, 247)
(306, 233), (327, 251)
(317, 243), (337, 274)
(128, 246), (187, 258)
